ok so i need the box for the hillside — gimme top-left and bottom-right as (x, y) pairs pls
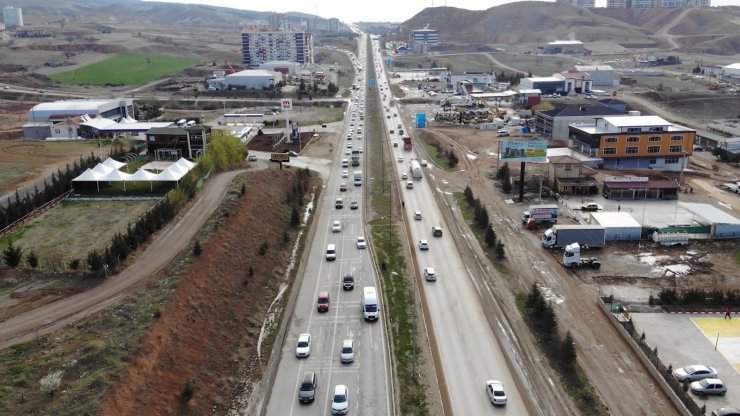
(400, 2), (740, 54)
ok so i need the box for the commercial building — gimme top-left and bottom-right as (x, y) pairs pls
(447, 72), (493, 93)
(2, 6), (23, 28)
(212, 69), (278, 90)
(554, 71), (593, 94)
(556, 0), (596, 6)
(697, 119), (740, 151)
(569, 115), (695, 172)
(146, 125), (212, 160)
(548, 155), (599, 195)
(602, 177), (680, 200)
(519, 76), (566, 95)
(410, 28), (438, 54)
(573, 65), (615, 86)
(27, 99), (134, 123)
(680, 203), (740, 239)
(722, 63), (740, 80)
(539, 40), (584, 54)
(589, 212), (642, 240)
(606, 0), (709, 7)
(241, 27), (313, 67)
(535, 105), (626, 140)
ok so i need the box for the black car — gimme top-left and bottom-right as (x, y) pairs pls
(342, 273), (354, 290)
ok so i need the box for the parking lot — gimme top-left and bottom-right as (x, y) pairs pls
(631, 313), (740, 413)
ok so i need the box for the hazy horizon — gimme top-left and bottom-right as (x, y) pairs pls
(146, 0), (738, 23)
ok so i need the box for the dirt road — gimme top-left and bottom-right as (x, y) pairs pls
(0, 169), (244, 349)
(421, 128), (678, 415)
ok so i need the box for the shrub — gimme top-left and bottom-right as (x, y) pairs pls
(495, 242), (506, 260)
(39, 370), (62, 398)
(484, 225), (497, 247)
(193, 240), (202, 256)
(3, 240), (24, 268)
(290, 206), (301, 227)
(68, 259), (80, 270)
(180, 378), (196, 403)
(26, 251), (39, 268)
(258, 241), (269, 256)
(86, 250), (104, 272)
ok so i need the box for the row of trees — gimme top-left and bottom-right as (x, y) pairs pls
(657, 288), (740, 307)
(463, 186), (505, 259)
(525, 284), (578, 374)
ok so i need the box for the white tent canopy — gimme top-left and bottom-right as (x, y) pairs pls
(128, 168), (159, 181)
(92, 163), (114, 175)
(72, 168), (104, 182)
(166, 163), (188, 176)
(101, 158), (126, 169)
(156, 168), (185, 181)
(99, 169), (132, 182)
(174, 157), (196, 169)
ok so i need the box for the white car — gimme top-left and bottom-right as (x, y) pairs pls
(401, 172), (408, 180)
(486, 380), (507, 406)
(295, 333), (311, 358)
(418, 240), (429, 250)
(356, 236), (367, 249)
(423, 267), (437, 281)
(340, 339), (354, 363)
(414, 211), (422, 220)
(690, 378), (727, 396)
(358, 147), (363, 153)
(673, 365), (718, 382)
(331, 384), (349, 415)
(247, 154), (258, 161)
(342, 170), (349, 178)
(331, 221), (342, 233)
(398, 157), (404, 163)
(420, 159), (428, 167)
(345, 149), (351, 155)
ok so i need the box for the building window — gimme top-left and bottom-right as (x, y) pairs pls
(671, 135), (684, 141)
(665, 157), (679, 164)
(604, 137), (618, 143)
(602, 147), (616, 155)
(648, 136), (661, 142)
(564, 165), (572, 171)
(627, 136), (640, 143)
(625, 146), (639, 154)
(649, 127), (664, 132)
(627, 127), (641, 133)
(649, 158), (657, 164)
(648, 146), (660, 153)
(669, 145), (682, 152)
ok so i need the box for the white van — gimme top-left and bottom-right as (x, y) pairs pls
(326, 244), (337, 261)
(496, 130), (509, 137)
(362, 286), (379, 321)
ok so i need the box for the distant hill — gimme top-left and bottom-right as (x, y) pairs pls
(400, 2), (740, 55)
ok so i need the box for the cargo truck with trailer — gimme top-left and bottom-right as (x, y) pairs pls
(522, 204), (558, 229)
(562, 242), (601, 268)
(542, 225), (606, 249)
(402, 137), (412, 151)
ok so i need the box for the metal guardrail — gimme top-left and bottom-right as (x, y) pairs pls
(0, 189), (73, 238)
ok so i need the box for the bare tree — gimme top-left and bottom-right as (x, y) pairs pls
(40, 370), (62, 398)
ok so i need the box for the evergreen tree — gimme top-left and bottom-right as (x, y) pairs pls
(560, 331), (577, 373)
(26, 251), (39, 268)
(485, 225), (497, 247)
(3, 240), (23, 268)
(495, 241), (506, 260)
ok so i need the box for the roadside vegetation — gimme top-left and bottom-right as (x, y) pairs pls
(515, 286), (609, 415)
(454, 186), (506, 262)
(49, 53), (198, 85)
(366, 42), (429, 415)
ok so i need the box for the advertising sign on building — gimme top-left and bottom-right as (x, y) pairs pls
(500, 140), (547, 163)
(281, 98), (293, 111)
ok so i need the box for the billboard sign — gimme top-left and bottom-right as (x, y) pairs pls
(500, 140), (547, 163)
(280, 98), (293, 111)
(416, 113), (426, 128)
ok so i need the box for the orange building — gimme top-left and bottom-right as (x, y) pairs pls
(569, 115), (695, 172)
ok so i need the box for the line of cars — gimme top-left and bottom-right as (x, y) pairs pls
(672, 364), (730, 399)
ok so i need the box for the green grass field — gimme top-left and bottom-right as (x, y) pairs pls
(50, 53), (198, 86)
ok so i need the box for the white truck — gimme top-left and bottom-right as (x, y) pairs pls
(542, 225), (606, 249)
(353, 170), (362, 186)
(652, 231), (689, 246)
(410, 159), (423, 180)
(522, 204), (559, 229)
(562, 242), (601, 268)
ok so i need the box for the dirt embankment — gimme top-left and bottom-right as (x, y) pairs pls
(101, 167), (315, 415)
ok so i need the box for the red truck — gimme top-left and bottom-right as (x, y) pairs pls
(402, 137), (412, 151)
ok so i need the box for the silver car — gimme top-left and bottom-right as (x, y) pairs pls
(673, 364), (717, 382)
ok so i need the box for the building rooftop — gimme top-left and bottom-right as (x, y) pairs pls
(541, 105), (625, 118)
(527, 76), (562, 83)
(602, 115), (671, 128)
(591, 212), (641, 228)
(680, 202), (740, 225)
(723, 63), (740, 70)
(518, 88), (542, 94)
(31, 99), (122, 112)
(557, 71), (591, 79)
(574, 65), (614, 72)
(548, 155), (582, 164)
(547, 40), (583, 45)
(604, 180), (680, 189)
(227, 69), (275, 77)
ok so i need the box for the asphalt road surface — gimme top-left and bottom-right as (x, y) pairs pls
(264, 35), (392, 416)
(373, 42), (531, 415)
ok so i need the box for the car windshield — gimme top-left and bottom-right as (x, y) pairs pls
(300, 382), (313, 391)
(684, 365), (699, 373)
(342, 346), (352, 353)
(334, 393), (347, 403)
(698, 379), (710, 387)
(494, 391), (505, 397)
(365, 305), (378, 312)
(297, 341), (308, 347)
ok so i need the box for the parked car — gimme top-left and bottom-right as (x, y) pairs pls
(287, 151), (299, 157)
(418, 240), (430, 250)
(579, 202), (602, 211)
(486, 380), (507, 406)
(297, 372), (317, 403)
(423, 267), (437, 281)
(331, 384), (349, 415)
(356, 236), (367, 249)
(712, 408), (740, 416)
(247, 154), (258, 161)
(690, 378), (727, 396)
(342, 273), (354, 290)
(673, 365), (718, 382)
(295, 333), (311, 358)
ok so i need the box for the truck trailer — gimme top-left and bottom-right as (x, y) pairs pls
(522, 204), (558, 229)
(542, 225), (606, 249)
(409, 159), (423, 180)
(652, 231), (689, 246)
(402, 137), (412, 151)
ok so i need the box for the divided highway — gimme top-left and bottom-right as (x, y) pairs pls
(371, 40), (532, 415)
(264, 35), (392, 416)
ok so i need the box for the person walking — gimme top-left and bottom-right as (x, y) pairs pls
(725, 307), (732, 319)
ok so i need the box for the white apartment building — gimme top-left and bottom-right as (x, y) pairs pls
(3, 6), (23, 28)
(241, 28), (313, 67)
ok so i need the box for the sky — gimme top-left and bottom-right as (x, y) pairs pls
(149, 0), (738, 22)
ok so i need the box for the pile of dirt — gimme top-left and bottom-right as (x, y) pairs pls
(101, 168), (315, 414)
(27, 44), (126, 54)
